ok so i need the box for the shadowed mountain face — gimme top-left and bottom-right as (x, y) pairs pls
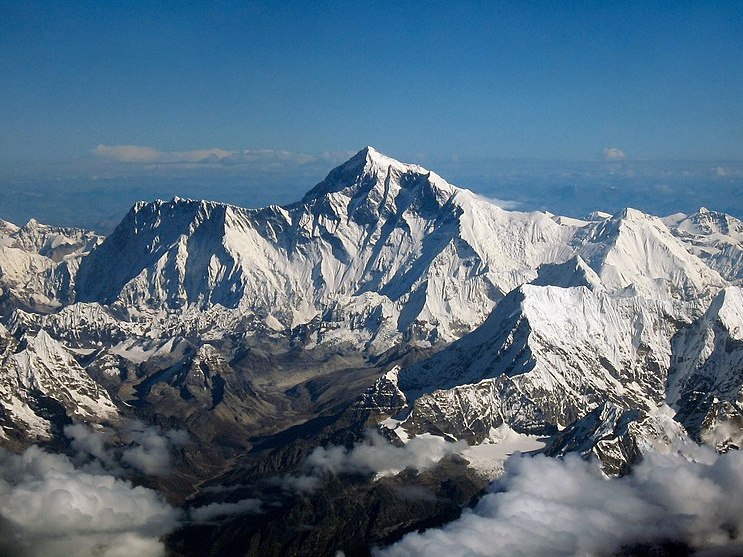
(0, 148), (742, 556)
(74, 146), (578, 347)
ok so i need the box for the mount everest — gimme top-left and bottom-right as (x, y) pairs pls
(0, 146), (742, 556)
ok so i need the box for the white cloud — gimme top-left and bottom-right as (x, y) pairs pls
(280, 431), (464, 491)
(92, 144), (354, 169)
(65, 420), (188, 476)
(472, 193), (521, 210)
(276, 473), (321, 492)
(306, 431), (463, 478)
(189, 498), (262, 522)
(0, 445), (181, 557)
(376, 449), (743, 557)
(94, 144), (234, 163)
(120, 421), (189, 476)
(603, 147), (627, 160)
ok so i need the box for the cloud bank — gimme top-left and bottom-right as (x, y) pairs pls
(376, 449), (743, 557)
(0, 446), (180, 557)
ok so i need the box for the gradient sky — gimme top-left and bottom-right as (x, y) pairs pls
(2, 1), (742, 163)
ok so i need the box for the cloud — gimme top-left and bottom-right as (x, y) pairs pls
(189, 498), (263, 522)
(93, 144), (354, 169)
(472, 193), (521, 210)
(603, 147), (627, 160)
(276, 473), (321, 492)
(376, 448), (743, 557)
(0, 445), (181, 557)
(94, 145), (233, 163)
(305, 431), (463, 478)
(65, 420), (188, 476)
(120, 421), (189, 476)
(279, 431), (464, 492)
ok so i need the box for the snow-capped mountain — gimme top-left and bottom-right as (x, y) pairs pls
(2, 146), (743, 555)
(75, 147), (576, 346)
(0, 219), (100, 310)
(0, 324), (117, 443)
(665, 207), (743, 283)
(1, 146), (741, 516)
(572, 207), (725, 300)
(372, 283), (690, 442)
(668, 286), (743, 449)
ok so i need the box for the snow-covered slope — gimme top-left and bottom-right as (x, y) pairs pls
(0, 325), (117, 441)
(0, 146), (739, 483)
(377, 284), (689, 442)
(665, 207), (743, 283)
(668, 286), (743, 448)
(76, 147), (576, 346)
(573, 208), (725, 300)
(0, 218), (100, 310)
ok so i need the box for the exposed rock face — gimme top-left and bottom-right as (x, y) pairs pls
(0, 218), (100, 310)
(668, 286), (743, 447)
(75, 147), (577, 347)
(0, 147), (741, 556)
(665, 207), (743, 282)
(372, 284), (689, 446)
(543, 402), (691, 476)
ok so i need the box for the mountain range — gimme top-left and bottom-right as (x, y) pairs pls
(1, 147), (741, 556)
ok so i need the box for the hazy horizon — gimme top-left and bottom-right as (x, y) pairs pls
(1, 147), (742, 232)
(3, 2), (741, 230)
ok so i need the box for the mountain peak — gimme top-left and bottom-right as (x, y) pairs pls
(706, 286), (743, 338)
(359, 144), (380, 157)
(347, 145), (425, 176)
(614, 207), (649, 222)
(301, 146), (451, 204)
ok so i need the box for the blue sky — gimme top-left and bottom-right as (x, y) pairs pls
(1, 2), (742, 229)
(2, 1), (742, 162)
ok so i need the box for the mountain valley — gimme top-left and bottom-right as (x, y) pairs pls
(0, 147), (742, 556)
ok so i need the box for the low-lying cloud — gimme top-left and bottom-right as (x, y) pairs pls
(65, 420), (188, 476)
(120, 422), (189, 476)
(189, 498), (263, 523)
(306, 431), (463, 477)
(0, 446), (180, 557)
(376, 448), (743, 557)
(280, 431), (464, 491)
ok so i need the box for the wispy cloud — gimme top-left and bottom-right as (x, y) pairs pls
(471, 193), (521, 210)
(376, 448), (743, 557)
(603, 147), (627, 160)
(65, 420), (189, 476)
(94, 144), (234, 163)
(710, 166), (743, 179)
(189, 498), (263, 523)
(305, 431), (463, 478)
(93, 144), (354, 169)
